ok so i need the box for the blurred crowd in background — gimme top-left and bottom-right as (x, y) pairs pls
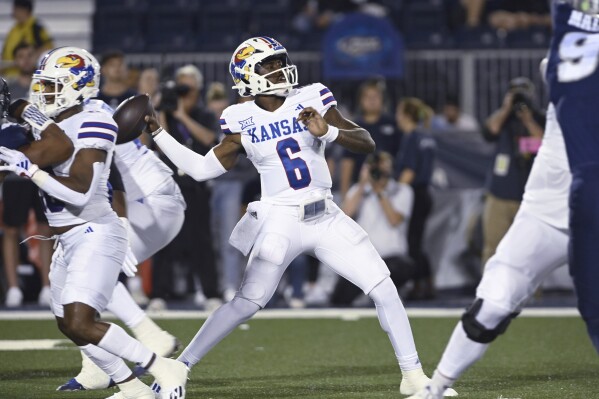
(0, 0), (561, 310)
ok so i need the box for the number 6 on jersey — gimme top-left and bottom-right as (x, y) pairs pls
(276, 137), (312, 190)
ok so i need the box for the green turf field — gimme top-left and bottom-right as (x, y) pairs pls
(0, 316), (597, 399)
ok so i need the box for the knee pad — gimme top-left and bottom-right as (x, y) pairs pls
(254, 233), (290, 266)
(461, 299), (519, 344)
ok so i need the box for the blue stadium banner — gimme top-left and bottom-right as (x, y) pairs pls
(323, 13), (405, 80)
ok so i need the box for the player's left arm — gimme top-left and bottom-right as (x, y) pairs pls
(298, 106), (375, 154)
(35, 149), (107, 207)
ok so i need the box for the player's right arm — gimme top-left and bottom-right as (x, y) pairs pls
(9, 99), (74, 167)
(22, 125), (74, 167)
(144, 114), (239, 181)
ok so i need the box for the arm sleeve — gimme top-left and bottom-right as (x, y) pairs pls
(153, 129), (227, 181)
(31, 162), (105, 207)
(108, 159), (125, 193)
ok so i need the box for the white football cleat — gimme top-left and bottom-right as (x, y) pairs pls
(148, 357), (188, 399)
(57, 352), (113, 391)
(132, 317), (181, 358)
(400, 369), (457, 397)
(105, 389), (157, 399)
(405, 383), (457, 399)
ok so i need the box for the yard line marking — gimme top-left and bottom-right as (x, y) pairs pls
(0, 339), (72, 351)
(0, 307), (580, 321)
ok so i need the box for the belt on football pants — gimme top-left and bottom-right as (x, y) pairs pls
(298, 198), (327, 222)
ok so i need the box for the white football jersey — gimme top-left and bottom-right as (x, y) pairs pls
(520, 103), (571, 230)
(84, 100), (175, 201)
(114, 140), (174, 201)
(42, 101), (117, 227)
(220, 83), (337, 205)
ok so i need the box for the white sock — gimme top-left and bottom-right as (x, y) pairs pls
(106, 282), (146, 329)
(436, 299), (513, 384)
(178, 297), (259, 367)
(80, 344), (132, 383)
(132, 316), (165, 338)
(436, 322), (489, 384)
(97, 323), (154, 367)
(368, 277), (420, 371)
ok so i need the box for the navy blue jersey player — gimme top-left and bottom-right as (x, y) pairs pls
(405, 3), (599, 397)
(546, 0), (599, 353)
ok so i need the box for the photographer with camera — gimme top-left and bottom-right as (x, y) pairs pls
(481, 77), (545, 265)
(151, 65), (220, 309)
(332, 152), (416, 306)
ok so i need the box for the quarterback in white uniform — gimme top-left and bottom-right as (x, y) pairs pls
(0, 47), (187, 399)
(147, 36), (456, 397)
(408, 107), (572, 397)
(56, 101), (187, 392)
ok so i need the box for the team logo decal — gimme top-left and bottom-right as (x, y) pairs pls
(56, 54), (96, 90)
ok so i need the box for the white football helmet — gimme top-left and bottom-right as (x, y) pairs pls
(30, 47), (100, 117)
(229, 36), (298, 97)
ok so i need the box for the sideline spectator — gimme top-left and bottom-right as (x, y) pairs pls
(97, 50), (137, 110)
(339, 79), (400, 198)
(152, 65), (220, 308)
(431, 95), (479, 132)
(5, 42), (35, 100)
(395, 97), (436, 300)
(481, 77), (545, 265)
(205, 82), (229, 118)
(137, 67), (161, 108)
(488, 0), (551, 32)
(1, 0), (53, 78)
(332, 152), (415, 306)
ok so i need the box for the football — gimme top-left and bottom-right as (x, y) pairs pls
(113, 94), (153, 144)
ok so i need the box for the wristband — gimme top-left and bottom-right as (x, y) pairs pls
(320, 125), (339, 143)
(22, 104), (53, 131)
(150, 127), (164, 139)
(31, 167), (50, 185)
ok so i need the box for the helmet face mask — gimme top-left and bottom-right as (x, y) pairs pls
(30, 47), (100, 117)
(230, 37), (298, 97)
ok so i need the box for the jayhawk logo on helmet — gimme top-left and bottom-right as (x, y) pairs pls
(55, 54), (96, 90)
(231, 46), (257, 84)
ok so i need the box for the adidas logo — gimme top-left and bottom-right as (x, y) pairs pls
(84, 226), (94, 234)
(295, 104), (304, 111)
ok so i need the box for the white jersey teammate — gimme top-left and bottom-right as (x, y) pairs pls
(57, 100), (187, 392)
(147, 36), (457, 397)
(408, 88), (572, 397)
(0, 47), (187, 399)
